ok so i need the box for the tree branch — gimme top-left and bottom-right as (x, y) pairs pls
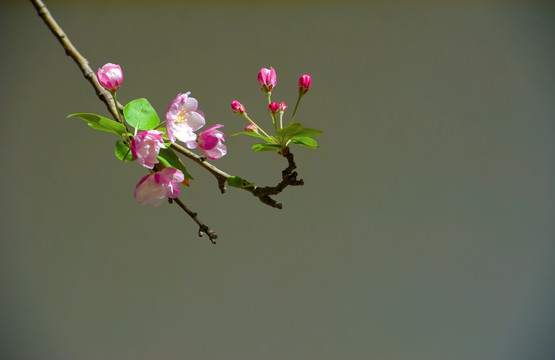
(31, 0), (306, 241)
(30, 0), (121, 121)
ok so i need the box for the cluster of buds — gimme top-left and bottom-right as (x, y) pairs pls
(231, 67), (312, 139)
(96, 63), (227, 206)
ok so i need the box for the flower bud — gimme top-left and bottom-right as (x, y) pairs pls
(268, 102), (279, 114)
(244, 124), (259, 133)
(97, 63), (123, 91)
(278, 101), (287, 112)
(231, 100), (246, 114)
(257, 67), (277, 92)
(298, 74), (312, 95)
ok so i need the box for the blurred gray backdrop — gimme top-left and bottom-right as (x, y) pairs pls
(1, 1), (554, 359)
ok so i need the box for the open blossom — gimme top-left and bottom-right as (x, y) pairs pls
(298, 74), (312, 94)
(231, 100), (246, 114)
(257, 67), (277, 92)
(166, 92), (205, 148)
(134, 167), (184, 207)
(197, 124), (227, 160)
(97, 63), (123, 91)
(131, 130), (166, 169)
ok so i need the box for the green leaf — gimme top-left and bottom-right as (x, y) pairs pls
(123, 98), (160, 130)
(114, 140), (135, 162)
(276, 123), (323, 139)
(227, 176), (255, 188)
(68, 112), (126, 136)
(251, 143), (284, 152)
(290, 136), (318, 149)
(157, 147), (194, 179)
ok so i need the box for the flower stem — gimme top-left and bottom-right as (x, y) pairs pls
(112, 92), (125, 124)
(290, 93), (304, 125)
(242, 113), (277, 144)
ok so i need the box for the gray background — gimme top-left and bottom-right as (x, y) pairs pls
(1, 1), (554, 359)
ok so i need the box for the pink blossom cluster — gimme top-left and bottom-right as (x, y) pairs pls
(165, 92), (227, 159)
(96, 62), (227, 207)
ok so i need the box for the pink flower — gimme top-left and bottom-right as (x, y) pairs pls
(197, 124), (227, 160)
(97, 63), (123, 91)
(231, 100), (246, 114)
(245, 124), (259, 133)
(298, 74), (312, 94)
(268, 102), (279, 113)
(278, 101), (287, 112)
(166, 92), (205, 148)
(257, 67), (277, 92)
(134, 167), (184, 207)
(130, 130), (167, 169)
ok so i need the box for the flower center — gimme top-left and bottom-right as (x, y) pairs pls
(176, 109), (188, 123)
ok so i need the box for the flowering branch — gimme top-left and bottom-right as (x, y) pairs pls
(31, 0), (321, 242)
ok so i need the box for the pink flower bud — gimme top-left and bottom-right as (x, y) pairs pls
(298, 74), (312, 95)
(134, 167), (184, 207)
(268, 102), (279, 113)
(130, 130), (167, 169)
(244, 124), (259, 133)
(197, 124), (227, 160)
(278, 101), (287, 112)
(257, 67), (277, 92)
(97, 63), (123, 91)
(231, 100), (246, 114)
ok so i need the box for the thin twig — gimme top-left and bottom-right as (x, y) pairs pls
(169, 198), (218, 244)
(30, 0), (121, 121)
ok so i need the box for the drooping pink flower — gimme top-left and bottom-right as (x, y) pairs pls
(134, 167), (184, 207)
(278, 101), (287, 112)
(166, 92), (206, 148)
(97, 63), (123, 91)
(197, 124), (227, 160)
(298, 74), (312, 94)
(130, 130), (167, 169)
(257, 67), (277, 92)
(244, 124), (259, 133)
(268, 102), (279, 113)
(231, 100), (246, 114)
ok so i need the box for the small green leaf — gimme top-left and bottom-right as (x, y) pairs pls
(115, 140), (135, 162)
(157, 147), (194, 179)
(68, 112), (127, 136)
(123, 98), (160, 130)
(251, 143), (284, 152)
(227, 176), (255, 188)
(276, 123), (323, 139)
(290, 136), (318, 149)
